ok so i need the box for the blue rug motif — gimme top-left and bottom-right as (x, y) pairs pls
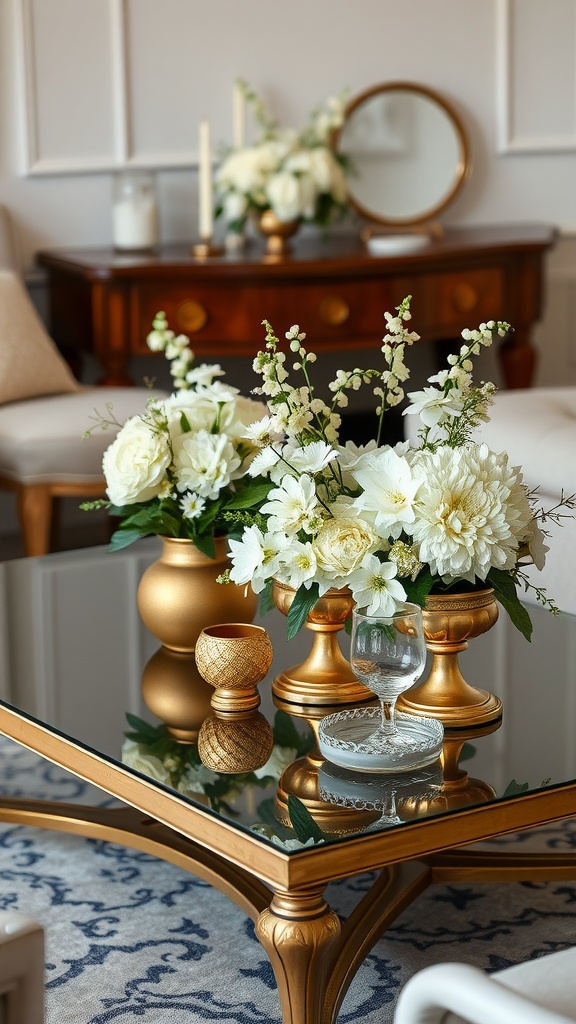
(1, 735), (576, 1023)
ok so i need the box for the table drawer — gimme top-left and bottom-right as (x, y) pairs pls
(131, 278), (399, 355)
(422, 268), (505, 333)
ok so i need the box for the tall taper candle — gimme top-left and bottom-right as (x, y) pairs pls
(233, 81), (245, 149)
(198, 119), (213, 239)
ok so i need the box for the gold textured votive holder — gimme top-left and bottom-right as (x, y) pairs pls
(194, 623), (275, 773)
(194, 623), (274, 713)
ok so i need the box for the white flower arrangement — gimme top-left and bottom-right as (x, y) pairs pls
(224, 297), (575, 639)
(83, 312), (269, 555)
(215, 81), (349, 231)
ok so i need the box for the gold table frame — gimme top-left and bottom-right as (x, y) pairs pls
(2, 704), (576, 1024)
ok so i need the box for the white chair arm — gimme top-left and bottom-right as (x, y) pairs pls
(394, 962), (575, 1024)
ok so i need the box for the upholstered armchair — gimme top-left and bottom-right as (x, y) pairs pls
(394, 952), (576, 1023)
(0, 206), (164, 555)
(0, 911), (44, 1024)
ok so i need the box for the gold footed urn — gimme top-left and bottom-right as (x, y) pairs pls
(397, 588), (502, 729)
(271, 581), (373, 710)
(137, 536), (258, 653)
(194, 623), (274, 774)
(255, 210), (300, 258)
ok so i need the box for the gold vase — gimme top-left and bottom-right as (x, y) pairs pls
(140, 646), (213, 743)
(255, 209), (300, 257)
(272, 581), (373, 709)
(401, 722), (500, 817)
(397, 588), (502, 728)
(137, 536), (258, 653)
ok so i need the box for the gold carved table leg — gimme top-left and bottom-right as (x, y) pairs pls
(256, 862), (431, 1024)
(256, 890), (341, 1024)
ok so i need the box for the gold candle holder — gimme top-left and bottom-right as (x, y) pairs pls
(192, 238), (224, 258)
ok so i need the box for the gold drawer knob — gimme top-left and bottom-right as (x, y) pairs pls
(176, 300), (208, 333)
(319, 295), (350, 326)
(451, 282), (479, 314)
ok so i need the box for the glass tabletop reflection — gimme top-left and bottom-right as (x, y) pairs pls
(1, 539), (575, 853)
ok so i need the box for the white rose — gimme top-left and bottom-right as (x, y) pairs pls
(221, 395), (267, 441)
(266, 171), (305, 222)
(308, 147), (347, 203)
(173, 429), (242, 498)
(312, 517), (378, 580)
(164, 392), (222, 436)
(103, 415), (171, 505)
(121, 739), (172, 784)
(223, 191), (248, 221)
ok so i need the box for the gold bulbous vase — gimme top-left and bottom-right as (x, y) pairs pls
(140, 646), (213, 744)
(255, 209), (300, 258)
(397, 588), (502, 728)
(271, 581), (373, 710)
(137, 536), (258, 653)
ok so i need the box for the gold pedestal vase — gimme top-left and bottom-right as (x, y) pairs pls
(255, 210), (300, 257)
(397, 588), (502, 728)
(137, 536), (258, 653)
(271, 581), (373, 710)
(273, 697), (380, 837)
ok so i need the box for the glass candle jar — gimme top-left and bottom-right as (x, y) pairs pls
(112, 170), (159, 251)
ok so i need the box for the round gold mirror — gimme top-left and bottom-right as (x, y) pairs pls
(335, 81), (470, 232)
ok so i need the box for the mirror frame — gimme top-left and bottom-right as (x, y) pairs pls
(334, 81), (471, 228)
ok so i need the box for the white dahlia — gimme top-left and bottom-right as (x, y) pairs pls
(409, 443), (534, 582)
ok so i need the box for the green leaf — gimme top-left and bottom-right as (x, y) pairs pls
(488, 569), (533, 641)
(286, 583), (319, 641)
(124, 712), (162, 741)
(224, 482), (272, 510)
(259, 579), (275, 617)
(180, 411), (191, 433)
(272, 710), (312, 756)
(287, 794), (326, 844)
(255, 798), (296, 841)
(402, 567), (435, 608)
(503, 778), (529, 797)
(108, 527), (144, 551)
(192, 532), (216, 559)
(459, 742), (476, 762)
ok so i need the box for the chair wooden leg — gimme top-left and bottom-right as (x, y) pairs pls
(16, 485), (53, 556)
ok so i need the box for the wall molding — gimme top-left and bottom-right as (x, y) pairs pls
(17, 0), (198, 177)
(496, 0), (576, 154)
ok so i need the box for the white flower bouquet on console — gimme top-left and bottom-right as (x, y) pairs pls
(215, 81), (349, 232)
(223, 297), (574, 638)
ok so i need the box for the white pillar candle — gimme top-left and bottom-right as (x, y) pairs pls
(233, 81), (245, 149)
(112, 170), (159, 250)
(198, 119), (213, 240)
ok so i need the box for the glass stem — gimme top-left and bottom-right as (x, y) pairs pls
(379, 698), (396, 735)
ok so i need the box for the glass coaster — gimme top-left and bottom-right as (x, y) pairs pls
(318, 707), (444, 773)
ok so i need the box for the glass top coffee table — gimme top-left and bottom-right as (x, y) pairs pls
(1, 540), (576, 1024)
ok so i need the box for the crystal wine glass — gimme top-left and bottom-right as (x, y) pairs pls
(351, 604), (427, 755)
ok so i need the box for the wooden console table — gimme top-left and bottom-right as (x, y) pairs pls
(37, 224), (556, 388)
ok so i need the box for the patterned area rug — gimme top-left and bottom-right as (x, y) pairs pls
(1, 734), (576, 1024)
